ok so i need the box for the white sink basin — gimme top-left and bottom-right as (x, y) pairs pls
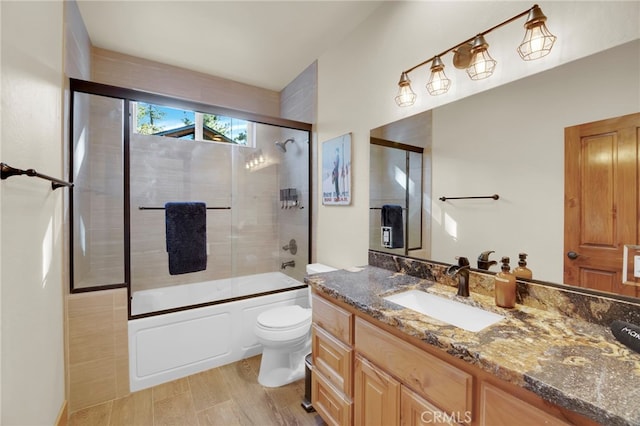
(383, 289), (504, 332)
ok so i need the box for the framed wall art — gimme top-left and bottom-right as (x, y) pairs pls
(322, 133), (352, 205)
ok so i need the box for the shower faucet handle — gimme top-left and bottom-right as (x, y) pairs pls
(282, 239), (297, 255)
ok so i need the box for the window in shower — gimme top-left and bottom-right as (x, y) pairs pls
(133, 101), (254, 145)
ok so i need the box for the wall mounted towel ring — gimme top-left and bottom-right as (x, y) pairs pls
(1, 162), (73, 190)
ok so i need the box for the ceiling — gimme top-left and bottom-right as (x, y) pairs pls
(76, 1), (384, 92)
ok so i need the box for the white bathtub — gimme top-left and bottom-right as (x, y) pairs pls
(128, 272), (309, 391)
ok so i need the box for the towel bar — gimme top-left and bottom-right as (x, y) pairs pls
(139, 206), (231, 210)
(1, 162), (73, 190)
(439, 194), (499, 201)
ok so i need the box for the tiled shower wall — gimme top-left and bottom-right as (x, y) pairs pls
(279, 61), (317, 278)
(66, 289), (129, 412)
(129, 124), (293, 292)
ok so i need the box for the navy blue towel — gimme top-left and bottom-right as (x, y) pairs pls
(165, 202), (207, 275)
(381, 204), (404, 249)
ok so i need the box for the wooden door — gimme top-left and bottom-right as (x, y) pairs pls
(354, 355), (400, 426)
(564, 113), (640, 296)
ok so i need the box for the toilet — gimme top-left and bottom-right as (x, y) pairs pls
(255, 263), (337, 387)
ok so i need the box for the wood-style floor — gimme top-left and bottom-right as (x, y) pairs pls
(69, 355), (325, 426)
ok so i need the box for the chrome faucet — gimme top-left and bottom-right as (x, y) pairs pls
(281, 260), (295, 270)
(446, 256), (471, 297)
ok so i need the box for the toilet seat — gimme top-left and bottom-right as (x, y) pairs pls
(257, 305), (311, 331)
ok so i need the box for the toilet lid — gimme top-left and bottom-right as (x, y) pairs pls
(257, 305), (311, 329)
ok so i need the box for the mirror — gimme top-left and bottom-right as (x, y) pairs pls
(369, 40), (640, 299)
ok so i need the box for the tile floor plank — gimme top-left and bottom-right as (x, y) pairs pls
(218, 359), (285, 425)
(109, 388), (153, 426)
(154, 392), (198, 426)
(68, 401), (112, 426)
(188, 367), (231, 412)
(196, 399), (244, 426)
(152, 377), (190, 403)
(69, 355), (325, 426)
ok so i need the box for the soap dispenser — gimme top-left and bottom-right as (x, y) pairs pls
(513, 253), (533, 279)
(495, 256), (516, 308)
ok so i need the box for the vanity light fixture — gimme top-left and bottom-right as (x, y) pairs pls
(394, 4), (556, 107)
(245, 149), (266, 170)
(426, 56), (452, 95)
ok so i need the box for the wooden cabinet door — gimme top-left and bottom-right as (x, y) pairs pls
(354, 355), (400, 426)
(401, 386), (464, 426)
(564, 112), (640, 296)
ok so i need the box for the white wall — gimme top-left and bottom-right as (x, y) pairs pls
(315, 1), (640, 269)
(0, 1), (66, 424)
(432, 40), (640, 282)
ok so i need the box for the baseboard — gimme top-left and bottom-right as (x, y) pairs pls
(55, 400), (68, 426)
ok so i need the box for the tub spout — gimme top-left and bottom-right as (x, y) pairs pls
(281, 260), (295, 269)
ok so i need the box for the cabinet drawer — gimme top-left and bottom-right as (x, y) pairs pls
(480, 382), (569, 426)
(313, 294), (353, 344)
(313, 324), (353, 395)
(355, 317), (473, 418)
(312, 369), (353, 426)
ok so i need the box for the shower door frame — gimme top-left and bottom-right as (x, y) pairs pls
(68, 78), (313, 319)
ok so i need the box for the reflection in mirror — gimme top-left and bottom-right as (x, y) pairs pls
(369, 40), (640, 300)
(370, 109), (432, 259)
(369, 140), (423, 255)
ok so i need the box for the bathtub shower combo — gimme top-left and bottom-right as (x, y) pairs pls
(69, 80), (312, 391)
(128, 272), (309, 391)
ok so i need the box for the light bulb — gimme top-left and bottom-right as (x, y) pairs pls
(395, 72), (417, 107)
(517, 5), (556, 60)
(426, 56), (451, 96)
(466, 36), (497, 80)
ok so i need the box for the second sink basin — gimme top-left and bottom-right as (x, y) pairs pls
(383, 289), (504, 332)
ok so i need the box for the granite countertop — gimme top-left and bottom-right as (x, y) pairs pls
(306, 265), (640, 426)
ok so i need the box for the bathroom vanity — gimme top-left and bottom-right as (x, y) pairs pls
(307, 261), (640, 426)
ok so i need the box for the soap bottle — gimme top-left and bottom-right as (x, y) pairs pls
(513, 253), (533, 280)
(494, 256), (516, 308)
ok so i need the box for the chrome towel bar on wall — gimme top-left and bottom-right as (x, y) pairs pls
(0, 162), (73, 190)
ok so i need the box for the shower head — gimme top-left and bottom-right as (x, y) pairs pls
(275, 138), (295, 153)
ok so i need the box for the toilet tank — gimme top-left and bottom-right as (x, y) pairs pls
(305, 264), (337, 307)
